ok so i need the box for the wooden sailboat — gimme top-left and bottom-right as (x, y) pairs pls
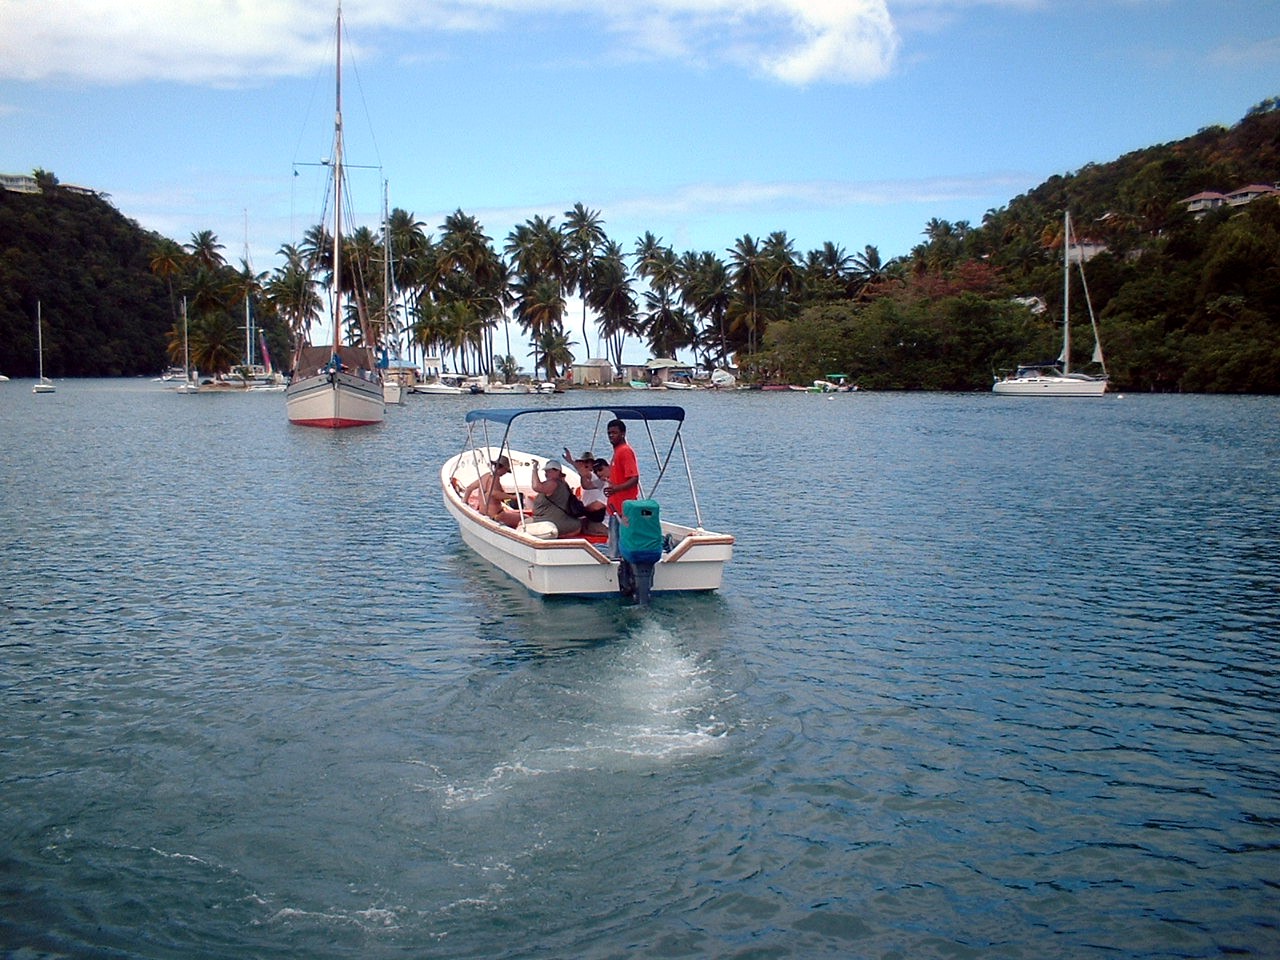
(993, 210), (1108, 397)
(285, 2), (384, 428)
(33, 302), (55, 394)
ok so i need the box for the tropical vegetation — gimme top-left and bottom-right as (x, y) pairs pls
(1, 98), (1277, 392)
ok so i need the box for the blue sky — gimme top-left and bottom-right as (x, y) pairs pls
(1, 0), (1276, 278)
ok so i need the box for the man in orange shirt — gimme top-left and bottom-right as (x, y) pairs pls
(604, 418), (640, 557)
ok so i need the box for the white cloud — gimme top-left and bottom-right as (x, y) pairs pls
(0, 0), (900, 86)
(1208, 35), (1280, 68)
(0, 1), (333, 86)
(602, 173), (1031, 220)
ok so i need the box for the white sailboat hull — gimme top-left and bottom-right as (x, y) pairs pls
(993, 375), (1107, 396)
(287, 370), (385, 427)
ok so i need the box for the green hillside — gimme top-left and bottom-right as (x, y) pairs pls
(2, 99), (1278, 391)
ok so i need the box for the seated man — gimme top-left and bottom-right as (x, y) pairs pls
(529, 459), (583, 537)
(565, 449), (608, 526)
(463, 456), (521, 528)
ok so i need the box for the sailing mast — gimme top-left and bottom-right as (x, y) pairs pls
(1061, 210), (1072, 375)
(331, 2), (344, 360)
(382, 178), (392, 364)
(243, 210), (253, 370)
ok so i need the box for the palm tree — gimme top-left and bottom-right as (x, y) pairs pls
(587, 241), (638, 375)
(642, 288), (696, 360)
(436, 210), (506, 374)
(802, 241), (854, 300)
(184, 230), (226, 272)
(150, 239), (187, 323)
(514, 277), (566, 380)
(187, 311), (241, 375)
(562, 202), (607, 357)
(728, 234), (765, 355)
(531, 326), (576, 380)
(265, 252), (322, 357)
(505, 215), (567, 288)
(678, 250), (731, 367)
(341, 224), (381, 347)
(186, 266), (233, 319)
(762, 230), (799, 300)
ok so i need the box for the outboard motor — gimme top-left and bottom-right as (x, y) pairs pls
(618, 499), (663, 605)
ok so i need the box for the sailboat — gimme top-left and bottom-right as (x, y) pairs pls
(176, 297), (199, 394)
(33, 302), (55, 394)
(993, 210), (1108, 397)
(380, 181), (403, 406)
(285, 3), (385, 428)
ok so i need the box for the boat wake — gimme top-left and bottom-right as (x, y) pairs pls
(428, 619), (730, 808)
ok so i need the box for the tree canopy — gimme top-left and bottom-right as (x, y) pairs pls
(2, 99), (1277, 391)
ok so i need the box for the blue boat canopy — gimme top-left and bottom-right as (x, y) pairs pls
(465, 404), (686, 426)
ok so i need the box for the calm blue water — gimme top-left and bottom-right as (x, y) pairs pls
(2, 380), (1278, 959)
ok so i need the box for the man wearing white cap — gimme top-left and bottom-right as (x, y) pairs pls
(530, 459), (582, 537)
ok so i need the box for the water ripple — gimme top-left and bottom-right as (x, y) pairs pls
(1, 384), (1278, 958)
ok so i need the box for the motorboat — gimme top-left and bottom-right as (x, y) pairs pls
(440, 404), (734, 600)
(994, 210), (1108, 397)
(412, 374), (468, 395)
(484, 381), (531, 394)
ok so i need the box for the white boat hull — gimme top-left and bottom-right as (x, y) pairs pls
(287, 370), (385, 427)
(441, 451), (733, 597)
(992, 375), (1107, 396)
(383, 379), (404, 404)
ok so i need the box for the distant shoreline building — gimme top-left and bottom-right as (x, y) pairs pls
(1181, 183), (1279, 218)
(1, 172), (101, 198)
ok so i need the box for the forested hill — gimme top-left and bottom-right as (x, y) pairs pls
(0, 176), (173, 377)
(1, 100), (1278, 390)
(849, 98), (1280, 393)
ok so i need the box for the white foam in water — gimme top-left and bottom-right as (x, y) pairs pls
(429, 619), (729, 806)
(596, 619), (729, 758)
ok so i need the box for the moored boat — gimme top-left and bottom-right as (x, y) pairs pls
(284, 4), (384, 428)
(412, 374), (468, 395)
(440, 405), (734, 600)
(994, 211), (1108, 397)
(33, 302), (54, 394)
(175, 298), (199, 394)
